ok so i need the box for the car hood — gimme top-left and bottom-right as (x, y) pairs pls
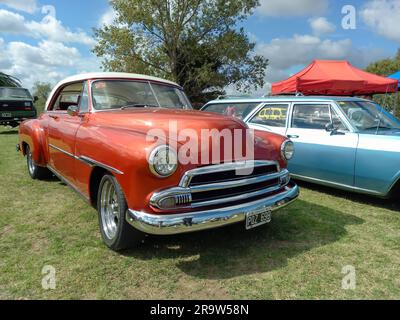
(90, 108), (282, 163)
(92, 108), (247, 132)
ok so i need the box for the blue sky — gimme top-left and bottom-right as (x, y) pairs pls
(0, 0), (399, 92)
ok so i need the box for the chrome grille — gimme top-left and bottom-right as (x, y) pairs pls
(182, 161), (286, 208)
(150, 161), (290, 210)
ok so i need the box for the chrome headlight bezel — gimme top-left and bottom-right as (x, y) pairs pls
(148, 145), (178, 178)
(281, 140), (295, 161)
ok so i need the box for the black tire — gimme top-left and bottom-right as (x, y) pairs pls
(26, 145), (51, 180)
(97, 174), (143, 251)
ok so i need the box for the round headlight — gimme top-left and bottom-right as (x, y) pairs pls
(281, 140), (295, 160)
(148, 145), (178, 178)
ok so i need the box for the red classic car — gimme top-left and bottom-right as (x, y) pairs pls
(18, 73), (299, 251)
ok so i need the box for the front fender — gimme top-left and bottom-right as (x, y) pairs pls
(76, 125), (198, 213)
(254, 129), (288, 168)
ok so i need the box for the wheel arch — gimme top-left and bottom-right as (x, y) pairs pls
(389, 174), (400, 199)
(89, 166), (112, 208)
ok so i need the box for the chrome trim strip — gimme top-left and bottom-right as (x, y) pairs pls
(49, 143), (75, 158)
(291, 174), (385, 196)
(179, 160), (279, 188)
(126, 183), (299, 235)
(78, 156), (124, 175)
(190, 183), (285, 208)
(48, 144), (123, 175)
(47, 165), (90, 202)
(189, 169), (288, 193)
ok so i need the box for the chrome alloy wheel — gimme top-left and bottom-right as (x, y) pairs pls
(27, 148), (35, 176)
(100, 179), (120, 240)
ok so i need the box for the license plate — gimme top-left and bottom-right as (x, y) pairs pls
(245, 206), (272, 230)
(1, 113), (12, 118)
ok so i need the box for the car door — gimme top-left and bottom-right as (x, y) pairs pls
(47, 81), (87, 184)
(246, 103), (289, 136)
(285, 103), (358, 187)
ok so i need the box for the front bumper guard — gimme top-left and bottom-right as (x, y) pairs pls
(126, 182), (299, 235)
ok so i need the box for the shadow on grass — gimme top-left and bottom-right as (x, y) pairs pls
(123, 199), (364, 279)
(0, 129), (18, 135)
(294, 180), (400, 212)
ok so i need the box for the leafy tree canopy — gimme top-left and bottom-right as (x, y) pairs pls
(365, 50), (400, 117)
(32, 82), (52, 113)
(93, 0), (268, 104)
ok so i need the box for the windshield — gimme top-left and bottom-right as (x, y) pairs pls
(0, 88), (32, 100)
(337, 100), (400, 133)
(91, 80), (192, 110)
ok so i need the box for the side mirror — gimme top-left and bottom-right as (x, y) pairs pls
(67, 105), (79, 117)
(325, 122), (335, 132)
(33, 96), (39, 102)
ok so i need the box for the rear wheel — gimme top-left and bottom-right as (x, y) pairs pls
(26, 145), (51, 180)
(97, 174), (143, 251)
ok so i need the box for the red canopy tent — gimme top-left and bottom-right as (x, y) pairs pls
(271, 60), (398, 96)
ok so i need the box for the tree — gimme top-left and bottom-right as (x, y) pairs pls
(32, 82), (52, 113)
(93, 0), (268, 104)
(0, 72), (21, 87)
(365, 50), (400, 117)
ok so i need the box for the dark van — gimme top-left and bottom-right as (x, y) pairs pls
(0, 87), (37, 127)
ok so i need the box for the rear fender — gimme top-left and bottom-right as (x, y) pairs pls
(19, 119), (47, 166)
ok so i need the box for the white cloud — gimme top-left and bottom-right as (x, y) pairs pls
(0, 38), (101, 89)
(1, 40), (81, 88)
(255, 33), (387, 84)
(360, 0), (400, 43)
(0, 0), (37, 13)
(99, 7), (117, 26)
(309, 17), (336, 36)
(0, 7), (95, 46)
(256, 0), (328, 17)
(0, 4), (101, 90)
(0, 9), (27, 34)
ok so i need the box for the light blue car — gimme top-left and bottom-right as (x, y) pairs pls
(202, 96), (400, 198)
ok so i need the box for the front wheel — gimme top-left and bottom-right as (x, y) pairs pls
(97, 174), (144, 251)
(26, 145), (51, 180)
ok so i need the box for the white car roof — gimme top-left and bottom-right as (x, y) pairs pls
(45, 72), (180, 110)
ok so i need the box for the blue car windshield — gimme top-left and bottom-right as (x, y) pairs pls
(337, 100), (400, 133)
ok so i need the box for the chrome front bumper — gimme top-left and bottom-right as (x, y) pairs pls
(126, 182), (299, 235)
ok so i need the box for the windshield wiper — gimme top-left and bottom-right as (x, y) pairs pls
(120, 104), (160, 110)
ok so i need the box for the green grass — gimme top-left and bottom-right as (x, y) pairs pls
(0, 126), (399, 299)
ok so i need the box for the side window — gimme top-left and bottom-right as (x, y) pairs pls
(49, 82), (84, 111)
(250, 104), (289, 127)
(292, 104), (331, 129)
(78, 81), (89, 113)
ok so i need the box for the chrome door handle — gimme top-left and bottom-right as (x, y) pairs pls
(287, 134), (299, 139)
